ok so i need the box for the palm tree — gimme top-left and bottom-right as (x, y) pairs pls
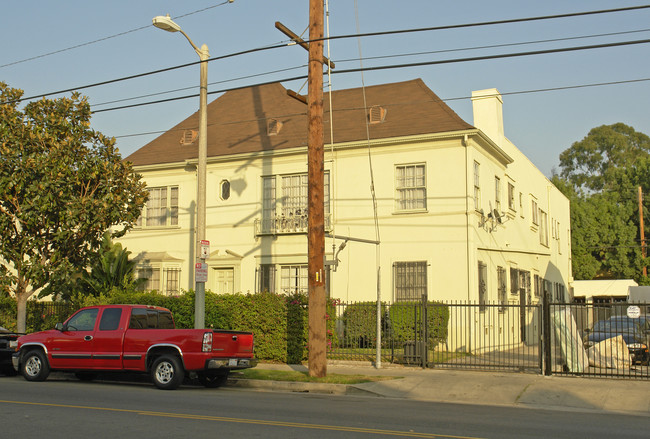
(77, 233), (145, 296)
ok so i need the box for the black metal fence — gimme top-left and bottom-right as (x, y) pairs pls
(327, 298), (542, 373)
(327, 297), (650, 379)
(547, 301), (650, 379)
(0, 301), (76, 333)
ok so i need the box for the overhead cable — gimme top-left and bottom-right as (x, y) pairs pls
(92, 38), (650, 114)
(0, 1), (235, 69)
(10, 5), (650, 103)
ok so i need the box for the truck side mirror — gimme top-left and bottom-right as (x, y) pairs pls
(55, 323), (64, 331)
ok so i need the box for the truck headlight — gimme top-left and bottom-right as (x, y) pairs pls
(9, 340), (17, 349)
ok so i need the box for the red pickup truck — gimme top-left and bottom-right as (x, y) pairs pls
(12, 304), (257, 390)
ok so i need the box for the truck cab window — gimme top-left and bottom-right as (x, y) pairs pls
(66, 308), (99, 331)
(129, 308), (148, 329)
(99, 308), (123, 331)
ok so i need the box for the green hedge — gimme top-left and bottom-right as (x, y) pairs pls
(0, 290), (342, 364)
(340, 301), (389, 348)
(388, 301), (449, 348)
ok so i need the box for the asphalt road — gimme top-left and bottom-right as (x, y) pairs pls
(1, 374), (649, 438)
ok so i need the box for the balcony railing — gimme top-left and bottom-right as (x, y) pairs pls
(255, 211), (332, 236)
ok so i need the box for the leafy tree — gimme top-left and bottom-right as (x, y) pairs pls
(0, 83), (148, 333)
(555, 125), (650, 284)
(559, 123), (650, 193)
(70, 233), (145, 300)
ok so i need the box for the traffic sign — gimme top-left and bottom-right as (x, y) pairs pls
(195, 262), (208, 283)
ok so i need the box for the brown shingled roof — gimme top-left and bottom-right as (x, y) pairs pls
(125, 78), (473, 166)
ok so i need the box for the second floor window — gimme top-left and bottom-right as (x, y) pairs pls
(508, 183), (515, 211)
(473, 161), (481, 210)
(395, 164), (426, 211)
(494, 177), (501, 211)
(261, 172), (330, 234)
(137, 186), (179, 227)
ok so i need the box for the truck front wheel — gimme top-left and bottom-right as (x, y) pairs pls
(151, 355), (184, 390)
(21, 350), (50, 382)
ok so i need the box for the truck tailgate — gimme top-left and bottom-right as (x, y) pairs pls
(211, 330), (254, 357)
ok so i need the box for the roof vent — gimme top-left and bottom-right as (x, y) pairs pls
(368, 106), (387, 124)
(180, 129), (198, 145)
(267, 119), (283, 136)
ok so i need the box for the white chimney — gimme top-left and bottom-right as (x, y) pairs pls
(472, 88), (504, 146)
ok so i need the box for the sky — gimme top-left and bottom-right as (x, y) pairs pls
(1, 0), (649, 177)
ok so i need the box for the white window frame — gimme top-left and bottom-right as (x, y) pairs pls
(261, 172), (330, 233)
(539, 209), (549, 246)
(473, 161), (481, 211)
(494, 177), (501, 211)
(507, 182), (515, 211)
(395, 163), (427, 212)
(280, 264), (308, 295)
(137, 185), (179, 228)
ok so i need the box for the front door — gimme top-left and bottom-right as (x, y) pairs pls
(48, 308), (98, 369)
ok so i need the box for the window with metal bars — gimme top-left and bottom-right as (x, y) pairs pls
(256, 264), (276, 293)
(165, 268), (181, 295)
(478, 262), (487, 312)
(498, 266), (507, 311)
(260, 173), (330, 234)
(394, 261), (427, 302)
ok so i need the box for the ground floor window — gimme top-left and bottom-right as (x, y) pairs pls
(280, 264), (308, 295)
(394, 261), (427, 302)
(137, 265), (181, 296)
(497, 266), (507, 311)
(214, 268), (234, 294)
(256, 264), (277, 293)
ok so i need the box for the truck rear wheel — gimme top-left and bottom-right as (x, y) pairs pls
(21, 350), (50, 382)
(198, 371), (229, 388)
(151, 355), (184, 390)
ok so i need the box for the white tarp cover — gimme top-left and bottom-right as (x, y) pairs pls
(587, 335), (631, 369)
(553, 308), (589, 372)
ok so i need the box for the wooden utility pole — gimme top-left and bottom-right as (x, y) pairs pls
(639, 186), (647, 277)
(307, 0), (326, 377)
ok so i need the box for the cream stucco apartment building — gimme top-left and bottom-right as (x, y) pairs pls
(119, 78), (571, 309)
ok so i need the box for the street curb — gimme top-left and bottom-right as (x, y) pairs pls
(227, 378), (384, 397)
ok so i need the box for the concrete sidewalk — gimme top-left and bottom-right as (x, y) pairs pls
(229, 362), (650, 416)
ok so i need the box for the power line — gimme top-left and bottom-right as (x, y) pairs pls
(10, 5), (650, 104)
(93, 28), (650, 108)
(332, 38), (650, 76)
(318, 4), (650, 43)
(93, 38), (650, 114)
(334, 28), (650, 63)
(92, 64), (307, 107)
(0, 1), (235, 69)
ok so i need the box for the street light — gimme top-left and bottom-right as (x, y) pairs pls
(153, 13), (210, 329)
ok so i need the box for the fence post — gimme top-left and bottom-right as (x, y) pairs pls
(421, 294), (428, 368)
(542, 287), (552, 376)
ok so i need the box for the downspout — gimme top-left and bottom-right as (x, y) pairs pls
(464, 134), (472, 354)
(464, 134), (471, 302)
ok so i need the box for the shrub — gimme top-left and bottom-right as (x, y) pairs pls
(388, 301), (449, 348)
(340, 302), (389, 349)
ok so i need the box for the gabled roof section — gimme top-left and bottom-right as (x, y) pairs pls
(125, 78), (473, 166)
